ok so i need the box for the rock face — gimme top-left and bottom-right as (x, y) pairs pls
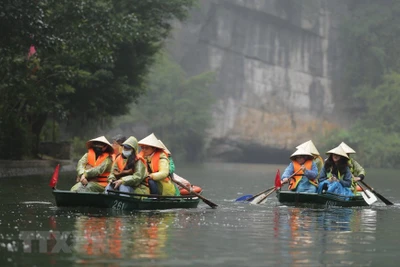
(169, 0), (350, 162)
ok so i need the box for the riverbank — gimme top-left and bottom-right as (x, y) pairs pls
(0, 160), (75, 178)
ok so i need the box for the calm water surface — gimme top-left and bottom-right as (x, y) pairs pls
(0, 163), (399, 266)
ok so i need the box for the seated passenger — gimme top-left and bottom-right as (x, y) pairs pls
(296, 140), (324, 178)
(105, 136), (148, 197)
(281, 148), (318, 193)
(138, 133), (177, 196)
(158, 139), (175, 174)
(339, 142), (366, 193)
(71, 136), (113, 192)
(111, 134), (126, 161)
(317, 145), (353, 196)
(158, 139), (196, 195)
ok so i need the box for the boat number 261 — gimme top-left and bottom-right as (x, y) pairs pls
(112, 200), (126, 210)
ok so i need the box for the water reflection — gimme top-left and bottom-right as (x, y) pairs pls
(272, 206), (378, 265)
(72, 212), (177, 260)
(274, 207), (377, 234)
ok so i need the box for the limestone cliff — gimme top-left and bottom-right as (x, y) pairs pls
(169, 0), (350, 162)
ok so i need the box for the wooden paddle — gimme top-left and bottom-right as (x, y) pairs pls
(238, 186), (275, 202)
(359, 180), (393, 205)
(235, 171), (280, 202)
(252, 167), (306, 205)
(171, 174), (218, 209)
(252, 186), (279, 204)
(356, 181), (377, 205)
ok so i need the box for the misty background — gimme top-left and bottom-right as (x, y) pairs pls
(1, 0), (400, 168)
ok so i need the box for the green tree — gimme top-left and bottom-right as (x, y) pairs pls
(0, 0), (195, 159)
(115, 52), (216, 162)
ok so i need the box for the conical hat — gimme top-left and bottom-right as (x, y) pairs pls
(296, 140), (320, 156)
(158, 140), (171, 155)
(326, 145), (349, 159)
(290, 148), (313, 160)
(86, 136), (113, 153)
(340, 142), (356, 154)
(138, 133), (164, 149)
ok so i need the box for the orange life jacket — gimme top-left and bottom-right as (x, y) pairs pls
(144, 150), (171, 183)
(115, 154), (146, 171)
(288, 160), (318, 191)
(114, 153), (148, 186)
(86, 148), (111, 187)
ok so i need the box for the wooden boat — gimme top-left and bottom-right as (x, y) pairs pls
(276, 190), (369, 207)
(52, 190), (201, 211)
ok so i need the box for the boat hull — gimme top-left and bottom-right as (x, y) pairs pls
(52, 190), (201, 211)
(276, 190), (369, 207)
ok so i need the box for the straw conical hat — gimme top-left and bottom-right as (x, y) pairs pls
(86, 136), (113, 153)
(326, 145), (349, 159)
(290, 148), (313, 160)
(138, 133), (164, 149)
(158, 140), (171, 155)
(296, 140), (320, 156)
(339, 142), (356, 154)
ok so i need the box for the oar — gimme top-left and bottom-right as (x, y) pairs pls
(49, 164), (60, 190)
(356, 181), (377, 205)
(243, 169), (282, 203)
(245, 186), (275, 202)
(235, 194), (254, 202)
(252, 168), (302, 205)
(251, 187), (278, 205)
(359, 180), (393, 205)
(171, 174), (218, 209)
(235, 186), (275, 202)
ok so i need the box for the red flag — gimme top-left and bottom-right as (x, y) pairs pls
(274, 169), (281, 189)
(49, 164), (60, 188)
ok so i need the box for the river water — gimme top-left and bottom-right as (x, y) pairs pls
(0, 162), (399, 266)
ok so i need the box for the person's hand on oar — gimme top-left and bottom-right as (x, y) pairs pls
(280, 168), (302, 188)
(281, 177), (289, 184)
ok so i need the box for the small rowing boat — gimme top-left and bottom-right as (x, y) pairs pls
(276, 190), (369, 207)
(52, 190), (201, 211)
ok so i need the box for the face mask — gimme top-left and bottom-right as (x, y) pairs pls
(122, 150), (132, 158)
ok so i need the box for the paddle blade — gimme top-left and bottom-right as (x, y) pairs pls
(235, 194), (253, 202)
(361, 189), (378, 205)
(49, 164), (60, 189)
(274, 169), (281, 189)
(250, 193), (267, 205)
(250, 188), (276, 205)
(360, 180), (394, 205)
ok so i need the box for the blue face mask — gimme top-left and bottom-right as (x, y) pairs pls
(122, 150), (132, 158)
